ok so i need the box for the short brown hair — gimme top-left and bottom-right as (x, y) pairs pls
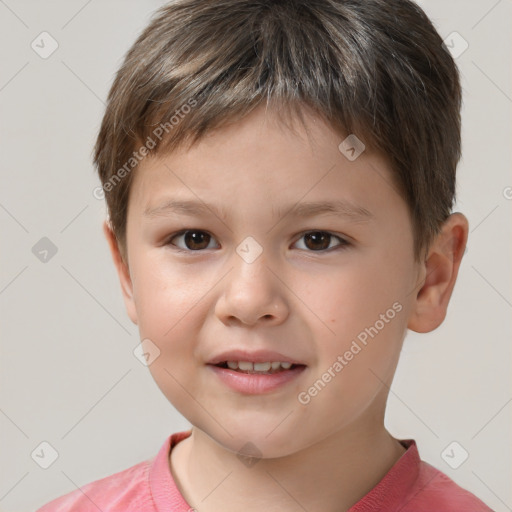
(93, 0), (462, 265)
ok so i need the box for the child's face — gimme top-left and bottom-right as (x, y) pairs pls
(109, 105), (425, 457)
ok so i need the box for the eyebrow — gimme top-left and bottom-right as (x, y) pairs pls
(143, 198), (374, 223)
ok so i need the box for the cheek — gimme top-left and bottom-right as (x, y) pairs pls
(133, 262), (209, 415)
(132, 257), (200, 335)
(308, 254), (409, 382)
(312, 260), (405, 333)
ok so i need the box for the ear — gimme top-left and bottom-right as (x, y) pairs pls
(407, 212), (469, 333)
(102, 220), (138, 325)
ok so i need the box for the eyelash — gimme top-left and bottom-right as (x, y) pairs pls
(165, 229), (351, 254)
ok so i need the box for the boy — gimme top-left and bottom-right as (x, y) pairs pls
(37, 0), (493, 510)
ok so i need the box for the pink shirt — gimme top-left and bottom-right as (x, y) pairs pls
(36, 430), (492, 511)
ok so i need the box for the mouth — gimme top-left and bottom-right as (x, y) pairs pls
(207, 360), (307, 394)
(211, 361), (306, 374)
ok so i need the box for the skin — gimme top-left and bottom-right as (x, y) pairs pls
(104, 104), (468, 512)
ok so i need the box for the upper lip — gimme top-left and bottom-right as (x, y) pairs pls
(207, 349), (307, 366)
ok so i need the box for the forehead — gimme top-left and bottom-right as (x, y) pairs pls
(127, 104), (403, 224)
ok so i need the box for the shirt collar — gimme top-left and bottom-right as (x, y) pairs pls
(150, 431), (420, 512)
(348, 439), (421, 511)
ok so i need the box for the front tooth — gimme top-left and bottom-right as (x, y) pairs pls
(280, 362), (292, 369)
(253, 362), (271, 371)
(271, 362), (281, 370)
(238, 361), (253, 371)
(227, 361), (238, 370)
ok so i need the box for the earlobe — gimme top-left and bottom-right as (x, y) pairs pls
(102, 220), (138, 325)
(407, 213), (469, 333)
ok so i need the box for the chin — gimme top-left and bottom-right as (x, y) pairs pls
(207, 425), (302, 460)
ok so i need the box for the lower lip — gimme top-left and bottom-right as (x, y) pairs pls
(207, 364), (307, 394)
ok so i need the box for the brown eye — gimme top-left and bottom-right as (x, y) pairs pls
(166, 229), (349, 253)
(168, 230), (217, 251)
(294, 231), (348, 252)
(305, 232), (330, 250)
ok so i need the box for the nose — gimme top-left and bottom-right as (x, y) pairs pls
(215, 254), (289, 327)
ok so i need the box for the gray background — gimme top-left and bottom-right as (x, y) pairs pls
(0, 0), (510, 510)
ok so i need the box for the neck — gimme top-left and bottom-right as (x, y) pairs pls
(170, 410), (407, 512)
